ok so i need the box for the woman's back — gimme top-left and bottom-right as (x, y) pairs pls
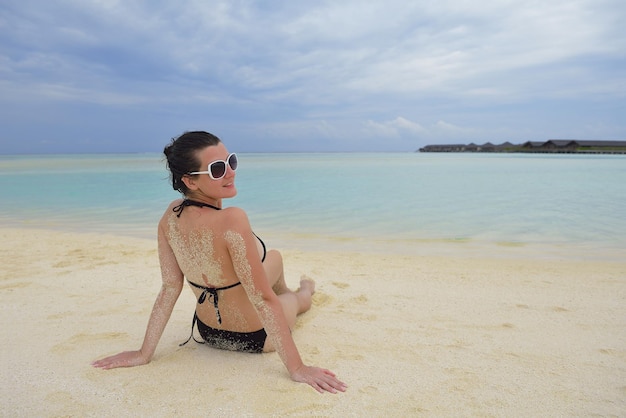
(163, 200), (265, 332)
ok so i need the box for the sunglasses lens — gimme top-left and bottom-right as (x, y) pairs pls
(209, 161), (227, 179)
(206, 154), (237, 179)
(228, 153), (238, 171)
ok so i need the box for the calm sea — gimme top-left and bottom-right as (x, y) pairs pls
(1, 153), (624, 260)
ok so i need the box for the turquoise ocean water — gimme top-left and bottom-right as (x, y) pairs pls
(1, 153), (624, 260)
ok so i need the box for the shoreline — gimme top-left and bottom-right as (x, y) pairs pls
(2, 226), (625, 416)
(2, 221), (624, 263)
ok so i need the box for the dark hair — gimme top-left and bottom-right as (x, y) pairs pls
(163, 131), (222, 194)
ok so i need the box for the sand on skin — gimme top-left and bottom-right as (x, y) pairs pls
(1, 227), (625, 417)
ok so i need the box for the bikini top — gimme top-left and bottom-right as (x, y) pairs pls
(173, 199), (221, 217)
(187, 280), (239, 325)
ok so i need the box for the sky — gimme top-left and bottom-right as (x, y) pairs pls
(1, 0), (625, 153)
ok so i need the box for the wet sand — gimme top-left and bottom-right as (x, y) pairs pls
(1, 227), (625, 417)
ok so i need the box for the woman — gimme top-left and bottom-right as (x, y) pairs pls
(92, 131), (347, 394)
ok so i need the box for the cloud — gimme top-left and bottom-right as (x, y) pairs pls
(365, 117), (427, 138)
(0, 0), (625, 153)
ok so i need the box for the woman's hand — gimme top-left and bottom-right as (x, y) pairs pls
(91, 350), (150, 370)
(290, 365), (348, 394)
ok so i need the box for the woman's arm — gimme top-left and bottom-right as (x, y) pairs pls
(92, 217), (184, 369)
(224, 208), (346, 393)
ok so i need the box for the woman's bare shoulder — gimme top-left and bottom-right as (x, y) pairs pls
(167, 198), (185, 211)
(158, 199), (184, 228)
(221, 206), (251, 227)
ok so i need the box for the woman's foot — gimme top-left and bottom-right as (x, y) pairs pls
(298, 275), (316, 296)
(295, 275), (316, 314)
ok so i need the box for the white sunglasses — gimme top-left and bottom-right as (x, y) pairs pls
(188, 153), (238, 180)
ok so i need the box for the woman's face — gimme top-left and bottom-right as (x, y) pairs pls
(191, 142), (238, 200)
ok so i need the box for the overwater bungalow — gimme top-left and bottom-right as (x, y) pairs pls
(420, 140), (626, 154)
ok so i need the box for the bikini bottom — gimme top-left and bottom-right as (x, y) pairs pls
(195, 314), (267, 354)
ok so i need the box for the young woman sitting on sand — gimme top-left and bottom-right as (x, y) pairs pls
(92, 131), (347, 394)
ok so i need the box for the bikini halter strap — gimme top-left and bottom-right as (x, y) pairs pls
(173, 199), (221, 217)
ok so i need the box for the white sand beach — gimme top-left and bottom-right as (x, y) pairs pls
(1, 227), (625, 417)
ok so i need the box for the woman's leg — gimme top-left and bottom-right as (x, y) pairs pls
(262, 249), (289, 295)
(263, 277), (315, 352)
(278, 276), (315, 325)
(262, 250), (314, 317)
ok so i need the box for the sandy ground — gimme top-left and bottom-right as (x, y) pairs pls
(1, 227), (625, 417)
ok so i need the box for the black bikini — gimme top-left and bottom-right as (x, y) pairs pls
(173, 199), (222, 217)
(174, 199), (268, 353)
